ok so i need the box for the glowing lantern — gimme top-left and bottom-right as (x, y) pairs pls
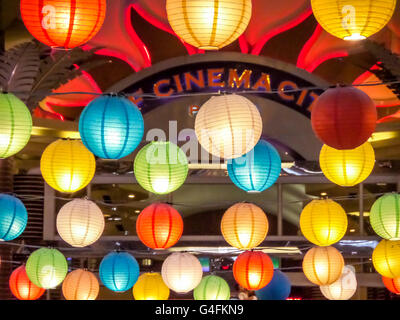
(0, 194), (28, 241)
(0, 93), (32, 159)
(9, 266), (45, 300)
(227, 140), (281, 192)
(194, 275), (230, 300)
(221, 203), (268, 250)
(382, 276), (400, 295)
(134, 141), (188, 194)
(136, 203), (183, 249)
(26, 248), (68, 289)
(40, 139), (96, 193)
(166, 0), (252, 50)
(195, 94), (263, 159)
(300, 199), (348, 246)
(319, 142), (375, 187)
(311, 86), (377, 150)
(370, 193), (400, 240)
(56, 199), (104, 248)
(320, 265), (357, 300)
(161, 252), (203, 293)
(255, 270), (291, 301)
(233, 251), (274, 291)
(62, 269), (99, 300)
(20, 0), (106, 49)
(99, 251), (140, 292)
(311, 0), (396, 41)
(79, 95), (144, 159)
(372, 240), (400, 278)
(133, 273), (170, 300)
(302, 246), (344, 286)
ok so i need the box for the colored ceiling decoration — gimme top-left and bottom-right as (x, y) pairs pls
(193, 275), (231, 300)
(62, 269), (99, 300)
(20, 0), (107, 49)
(382, 276), (400, 295)
(133, 273), (170, 300)
(255, 270), (291, 301)
(370, 194), (400, 240)
(0, 194), (28, 241)
(9, 266), (45, 300)
(372, 240), (400, 278)
(320, 265), (357, 300)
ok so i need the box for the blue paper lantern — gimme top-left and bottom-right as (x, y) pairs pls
(99, 251), (140, 292)
(0, 194), (28, 241)
(227, 140), (281, 192)
(255, 270), (291, 300)
(79, 95), (144, 159)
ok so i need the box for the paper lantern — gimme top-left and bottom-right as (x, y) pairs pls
(370, 193), (400, 240)
(161, 252), (203, 293)
(26, 248), (68, 289)
(221, 203), (268, 250)
(302, 246), (344, 286)
(227, 140), (281, 192)
(134, 141), (188, 194)
(382, 276), (400, 295)
(79, 95), (144, 159)
(195, 94), (263, 159)
(300, 199), (348, 246)
(311, 86), (377, 149)
(56, 199), (104, 248)
(136, 203), (183, 249)
(319, 142), (375, 187)
(0, 194), (28, 241)
(0, 93), (32, 159)
(372, 240), (400, 278)
(99, 251), (140, 292)
(166, 0), (252, 50)
(133, 273), (170, 300)
(255, 270), (291, 301)
(40, 139), (96, 193)
(233, 251), (274, 291)
(62, 269), (99, 300)
(320, 265), (357, 300)
(20, 0), (106, 49)
(194, 275), (230, 300)
(311, 0), (396, 41)
(9, 266), (45, 300)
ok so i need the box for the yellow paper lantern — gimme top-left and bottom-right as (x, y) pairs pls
(372, 240), (400, 278)
(300, 199), (348, 246)
(311, 0), (396, 41)
(319, 142), (375, 187)
(221, 203), (268, 250)
(62, 269), (99, 300)
(195, 94), (263, 159)
(133, 273), (170, 300)
(166, 0), (252, 50)
(320, 265), (357, 300)
(40, 139), (96, 193)
(303, 246), (344, 286)
(56, 199), (105, 248)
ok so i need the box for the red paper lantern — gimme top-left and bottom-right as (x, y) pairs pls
(233, 251), (274, 290)
(20, 0), (106, 49)
(311, 86), (377, 150)
(9, 266), (45, 300)
(383, 276), (400, 295)
(136, 203), (183, 250)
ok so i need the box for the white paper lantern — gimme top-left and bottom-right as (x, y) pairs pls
(320, 265), (357, 300)
(161, 252), (203, 293)
(56, 199), (105, 248)
(195, 94), (263, 159)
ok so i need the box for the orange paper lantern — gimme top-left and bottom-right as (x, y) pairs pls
(9, 266), (45, 300)
(136, 203), (183, 249)
(20, 0), (106, 49)
(382, 276), (400, 295)
(233, 251), (274, 291)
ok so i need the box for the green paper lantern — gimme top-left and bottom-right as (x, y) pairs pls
(25, 248), (68, 289)
(134, 141), (188, 194)
(370, 193), (400, 240)
(0, 93), (32, 158)
(194, 275), (230, 300)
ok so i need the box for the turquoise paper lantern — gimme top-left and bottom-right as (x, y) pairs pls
(0, 194), (28, 241)
(227, 140), (281, 192)
(99, 251), (140, 292)
(255, 270), (291, 300)
(79, 95), (144, 159)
